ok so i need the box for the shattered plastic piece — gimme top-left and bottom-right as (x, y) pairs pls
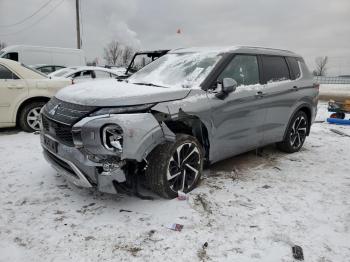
(177, 191), (188, 200)
(166, 223), (184, 231)
(292, 245), (304, 260)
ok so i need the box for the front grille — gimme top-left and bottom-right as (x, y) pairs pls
(43, 97), (98, 125)
(45, 149), (78, 178)
(42, 115), (74, 146)
(42, 97), (98, 146)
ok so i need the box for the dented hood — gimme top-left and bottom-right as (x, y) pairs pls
(55, 79), (191, 106)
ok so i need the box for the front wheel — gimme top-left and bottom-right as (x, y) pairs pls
(19, 101), (46, 132)
(277, 111), (309, 153)
(145, 134), (204, 198)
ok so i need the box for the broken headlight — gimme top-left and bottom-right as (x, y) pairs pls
(102, 125), (123, 152)
(90, 103), (156, 117)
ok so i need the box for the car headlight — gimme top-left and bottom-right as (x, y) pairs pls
(102, 125), (123, 152)
(90, 103), (156, 117)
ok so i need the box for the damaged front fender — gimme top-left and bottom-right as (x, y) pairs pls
(76, 113), (176, 162)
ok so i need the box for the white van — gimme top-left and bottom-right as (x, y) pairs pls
(0, 45), (86, 67)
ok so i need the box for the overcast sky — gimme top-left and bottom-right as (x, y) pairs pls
(1, 0), (350, 75)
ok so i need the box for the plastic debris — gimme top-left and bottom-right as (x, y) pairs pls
(177, 191), (188, 201)
(166, 223), (184, 231)
(292, 245), (304, 260)
(120, 209), (132, 213)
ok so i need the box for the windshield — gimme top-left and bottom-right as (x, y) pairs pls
(21, 63), (47, 78)
(128, 52), (222, 88)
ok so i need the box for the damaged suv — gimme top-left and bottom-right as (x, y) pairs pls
(40, 46), (318, 198)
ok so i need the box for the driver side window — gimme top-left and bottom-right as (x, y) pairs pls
(218, 55), (259, 86)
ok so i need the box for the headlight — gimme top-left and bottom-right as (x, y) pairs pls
(102, 125), (123, 152)
(90, 103), (156, 117)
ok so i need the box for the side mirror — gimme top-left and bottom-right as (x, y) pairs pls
(215, 78), (238, 99)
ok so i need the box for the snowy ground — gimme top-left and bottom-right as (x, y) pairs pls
(0, 102), (350, 262)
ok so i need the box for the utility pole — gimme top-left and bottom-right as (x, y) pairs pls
(75, 0), (81, 49)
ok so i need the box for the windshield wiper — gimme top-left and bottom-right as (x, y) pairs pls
(132, 82), (166, 88)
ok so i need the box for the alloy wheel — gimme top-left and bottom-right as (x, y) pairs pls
(167, 142), (201, 193)
(26, 107), (42, 131)
(289, 115), (307, 149)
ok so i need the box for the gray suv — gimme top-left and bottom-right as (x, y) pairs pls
(40, 46), (318, 198)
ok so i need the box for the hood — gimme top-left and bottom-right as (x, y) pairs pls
(55, 79), (191, 106)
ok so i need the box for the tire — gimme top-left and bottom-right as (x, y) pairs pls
(276, 110), (309, 153)
(144, 134), (204, 198)
(19, 101), (46, 132)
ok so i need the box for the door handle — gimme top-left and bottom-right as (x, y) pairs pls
(255, 91), (265, 97)
(8, 85), (24, 89)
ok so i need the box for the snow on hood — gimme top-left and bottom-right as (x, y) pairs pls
(55, 79), (191, 106)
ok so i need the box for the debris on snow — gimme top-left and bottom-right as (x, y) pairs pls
(177, 191), (188, 201)
(292, 245), (305, 260)
(166, 223), (184, 232)
(330, 128), (350, 137)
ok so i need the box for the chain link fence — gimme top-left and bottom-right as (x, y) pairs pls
(314, 76), (350, 85)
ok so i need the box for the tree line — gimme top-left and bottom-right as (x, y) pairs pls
(0, 40), (330, 75)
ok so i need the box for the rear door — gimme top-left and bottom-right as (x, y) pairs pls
(0, 64), (28, 124)
(259, 55), (296, 144)
(209, 54), (267, 162)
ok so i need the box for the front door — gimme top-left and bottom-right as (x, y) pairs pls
(209, 54), (267, 163)
(0, 64), (27, 124)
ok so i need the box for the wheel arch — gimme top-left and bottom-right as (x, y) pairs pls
(283, 104), (312, 140)
(15, 96), (50, 125)
(162, 115), (210, 161)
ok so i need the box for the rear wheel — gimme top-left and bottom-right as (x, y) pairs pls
(277, 111), (309, 153)
(19, 101), (46, 132)
(145, 134), (203, 198)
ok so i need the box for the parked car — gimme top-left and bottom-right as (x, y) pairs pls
(0, 45), (86, 66)
(0, 58), (71, 132)
(40, 46), (318, 198)
(31, 64), (66, 75)
(49, 66), (120, 83)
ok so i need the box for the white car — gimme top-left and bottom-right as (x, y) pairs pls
(49, 66), (120, 83)
(0, 58), (71, 132)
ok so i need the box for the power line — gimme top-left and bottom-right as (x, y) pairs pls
(0, 0), (56, 27)
(0, 0), (65, 36)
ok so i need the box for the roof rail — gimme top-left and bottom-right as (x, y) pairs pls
(237, 45), (294, 53)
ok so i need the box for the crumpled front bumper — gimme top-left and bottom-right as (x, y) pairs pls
(41, 133), (126, 194)
(40, 112), (175, 194)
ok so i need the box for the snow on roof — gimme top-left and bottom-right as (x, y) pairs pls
(170, 46), (300, 57)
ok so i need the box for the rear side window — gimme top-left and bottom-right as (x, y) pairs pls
(218, 55), (260, 86)
(286, 57), (301, 79)
(262, 56), (290, 83)
(0, 64), (19, 79)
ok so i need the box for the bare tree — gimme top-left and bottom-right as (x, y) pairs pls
(313, 56), (328, 76)
(0, 41), (6, 50)
(103, 40), (122, 65)
(121, 46), (135, 67)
